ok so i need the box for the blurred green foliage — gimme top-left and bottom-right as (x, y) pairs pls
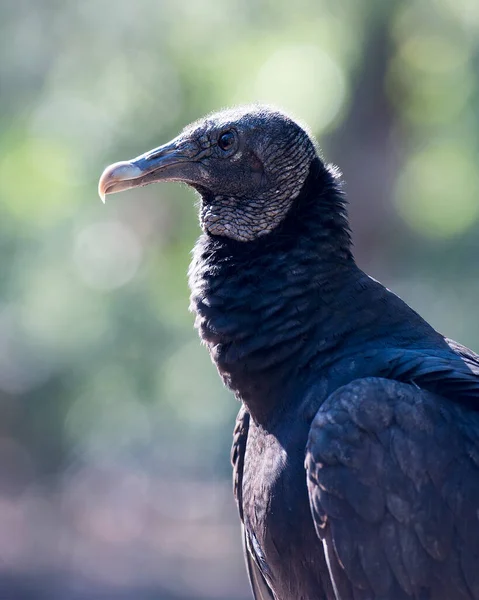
(0, 0), (478, 598)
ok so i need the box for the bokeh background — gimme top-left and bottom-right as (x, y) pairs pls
(1, 0), (479, 598)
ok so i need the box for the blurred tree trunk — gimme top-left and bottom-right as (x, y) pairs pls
(328, 3), (401, 274)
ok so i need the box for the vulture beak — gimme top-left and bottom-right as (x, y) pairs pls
(98, 136), (199, 203)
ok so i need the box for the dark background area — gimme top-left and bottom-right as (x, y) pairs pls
(1, 0), (478, 598)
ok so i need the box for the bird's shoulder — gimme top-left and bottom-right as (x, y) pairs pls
(305, 376), (479, 600)
(446, 337), (479, 369)
(371, 339), (479, 410)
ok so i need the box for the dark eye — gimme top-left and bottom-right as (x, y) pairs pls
(218, 130), (235, 151)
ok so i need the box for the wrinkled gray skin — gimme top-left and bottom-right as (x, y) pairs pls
(99, 105), (317, 241)
(188, 107), (316, 241)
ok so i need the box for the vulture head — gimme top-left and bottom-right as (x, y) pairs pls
(98, 106), (319, 242)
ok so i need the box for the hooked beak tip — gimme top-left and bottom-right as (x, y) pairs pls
(98, 161), (144, 204)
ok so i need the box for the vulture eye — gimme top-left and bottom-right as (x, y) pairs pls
(218, 130), (235, 152)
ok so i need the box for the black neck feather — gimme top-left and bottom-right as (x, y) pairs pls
(189, 157), (359, 425)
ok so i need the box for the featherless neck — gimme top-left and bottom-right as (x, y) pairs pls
(188, 158), (357, 425)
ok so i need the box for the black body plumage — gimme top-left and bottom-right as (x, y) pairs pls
(99, 107), (479, 600)
(190, 158), (479, 599)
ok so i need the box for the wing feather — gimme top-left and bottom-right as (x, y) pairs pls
(231, 407), (274, 600)
(306, 377), (479, 600)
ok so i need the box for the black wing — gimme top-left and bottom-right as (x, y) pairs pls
(306, 377), (479, 600)
(376, 341), (479, 410)
(231, 406), (274, 600)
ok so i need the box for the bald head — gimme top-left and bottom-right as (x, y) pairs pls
(99, 105), (319, 241)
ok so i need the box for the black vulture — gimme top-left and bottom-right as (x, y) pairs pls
(98, 106), (479, 600)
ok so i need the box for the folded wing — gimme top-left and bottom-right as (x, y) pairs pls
(306, 377), (479, 600)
